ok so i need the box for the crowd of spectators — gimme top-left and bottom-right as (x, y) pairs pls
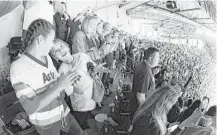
(133, 39), (217, 100)
(2, 1), (217, 135)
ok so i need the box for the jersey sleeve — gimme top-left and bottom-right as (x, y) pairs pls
(10, 64), (40, 115)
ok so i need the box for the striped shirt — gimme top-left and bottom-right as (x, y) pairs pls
(10, 53), (69, 126)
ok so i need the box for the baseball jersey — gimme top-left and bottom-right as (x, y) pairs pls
(10, 52), (69, 126)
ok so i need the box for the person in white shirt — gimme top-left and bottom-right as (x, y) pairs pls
(50, 39), (109, 130)
(10, 19), (87, 135)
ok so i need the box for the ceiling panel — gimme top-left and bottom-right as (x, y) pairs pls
(127, 0), (217, 37)
(0, 1), (21, 18)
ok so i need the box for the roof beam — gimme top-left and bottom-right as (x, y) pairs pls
(200, 23), (216, 25)
(93, 1), (128, 11)
(126, 1), (152, 15)
(143, 17), (164, 21)
(131, 0), (152, 10)
(192, 18), (210, 20)
(142, 3), (215, 32)
(145, 3), (174, 13)
(119, 2), (131, 8)
(140, 23), (158, 25)
(175, 8), (201, 13)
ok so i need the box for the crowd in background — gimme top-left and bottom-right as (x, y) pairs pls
(133, 39), (216, 99)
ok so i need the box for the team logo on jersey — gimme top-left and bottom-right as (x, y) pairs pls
(42, 71), (55, 84)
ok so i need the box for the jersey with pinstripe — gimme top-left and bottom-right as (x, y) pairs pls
(10, 53), (69, 126)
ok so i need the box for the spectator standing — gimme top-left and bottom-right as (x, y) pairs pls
(72, 15), (101, 61)
(130, 47), (160, 116)
(10, 19), (86, 135)
(68, 7), (92, 45)
(54, 1), (72, 43)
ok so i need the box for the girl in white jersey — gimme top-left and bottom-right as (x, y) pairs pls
(10, 19), (88, 135)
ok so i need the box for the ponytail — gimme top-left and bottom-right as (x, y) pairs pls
(23, 19), (54, 52)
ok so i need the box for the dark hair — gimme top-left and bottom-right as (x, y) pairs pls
(87, 62), (94, 72)
(186, 99), (193, 107)
(143, 47), (159, 60)
(178, 100), (202, 123)
(60, 1), (67, 9)
(153, 66), (161, 70)
(61, 2), (66, 5)
(190, 100), (201, 109)
(177, 97), (184, 108)
(170, 77), (178, 86)
(23, 19), (54, 52)
(205, 105), (216, 117)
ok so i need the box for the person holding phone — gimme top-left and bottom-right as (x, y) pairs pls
(10, 19), (86, 135)
(50, 39), (109, 130)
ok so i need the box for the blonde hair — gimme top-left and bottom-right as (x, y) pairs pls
(103, 22), (110, 29)
(132, 86), (179, 135)
(50, 38), (71, 60)
(81, 15), (98, 34)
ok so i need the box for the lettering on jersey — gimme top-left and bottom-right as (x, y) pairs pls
(42, 71), (55, 84)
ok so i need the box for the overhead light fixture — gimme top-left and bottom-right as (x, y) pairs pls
(166, 1), (177, 9)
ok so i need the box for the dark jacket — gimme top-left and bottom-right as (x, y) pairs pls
(178, 100), (201, 123)
(170, 126), (214, 135)
(131, 115), (186, 135)
(167, 104), (181, 123)
(54, 12), (72, 42)
(130, 61), (155, 115)
(131, 115), (160, 135)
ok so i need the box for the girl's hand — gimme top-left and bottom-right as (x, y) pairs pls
(57, 71), (80, 89)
